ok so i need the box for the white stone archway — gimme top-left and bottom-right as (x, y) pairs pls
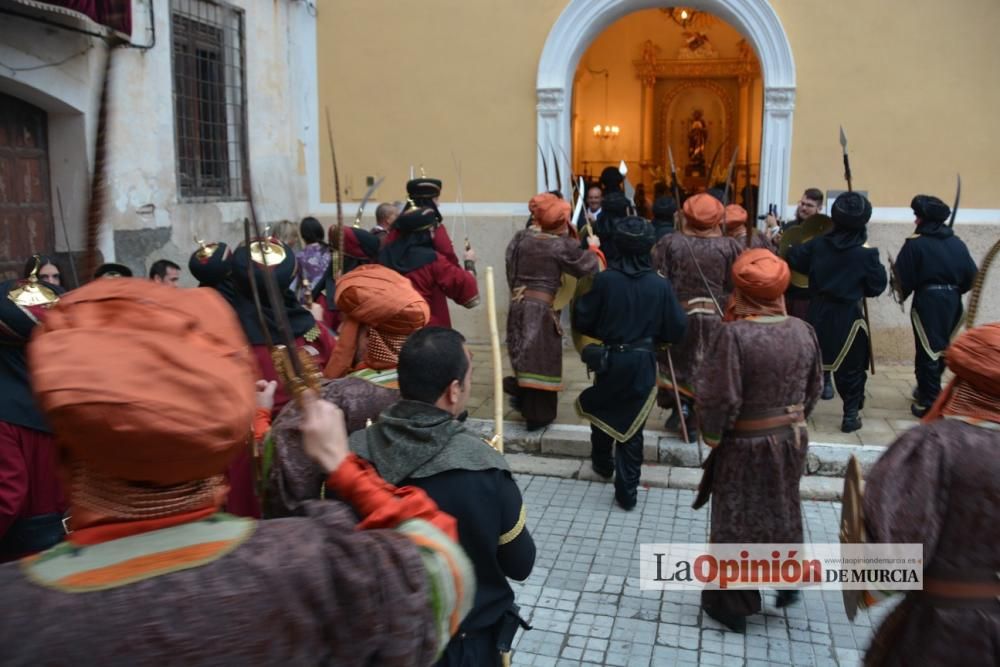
(537, 0), (795, 216)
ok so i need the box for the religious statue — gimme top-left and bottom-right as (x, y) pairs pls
(688, 109), (707, 166)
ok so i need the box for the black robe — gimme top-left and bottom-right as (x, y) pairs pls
(787, 234), (887, 371)
(894, 224), (977, 356)
(573, 267), (687, 440)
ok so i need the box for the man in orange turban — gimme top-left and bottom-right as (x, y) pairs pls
(503, 192), (601, 429)
(860, 322), (1000, 666)
(0, 279), (474, 663)
(723, 203), (775, 251)
(651, 192), (743, 440)
(265, 264), (430, 517)
(692, 248), (823, 632)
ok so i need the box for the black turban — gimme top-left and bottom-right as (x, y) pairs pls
(911, 195), (950, 224)
(393, 207), (438, 234)
(406, 178), (442, 201)
(94, 263), (133, 279)
(613, 216), (655, 256)
(706, 187), (726, 204)
(601, 192), (630, 220)
(652, 196), (677, 222)
(831, 192), (872, 230)
(188, 242), (231, 287)
(599, 166), (624, 193)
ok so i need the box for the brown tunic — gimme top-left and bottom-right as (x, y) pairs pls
(863, 418), (1000, 667)
(264, 374), (399, 518)
(652, 233), (743, 397)
(505, 229), (598, 390)
(694, 317), (823, 543)
(0, 501), (447, 666)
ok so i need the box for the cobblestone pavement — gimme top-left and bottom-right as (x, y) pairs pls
(508, 474), (897, 666)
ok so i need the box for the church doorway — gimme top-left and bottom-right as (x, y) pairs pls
(537, 0), (795, 218)
(572, 8), (763, 214)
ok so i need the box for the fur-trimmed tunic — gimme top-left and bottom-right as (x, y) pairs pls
(652, 233), (743, 397)
(505, 229), (599, 391)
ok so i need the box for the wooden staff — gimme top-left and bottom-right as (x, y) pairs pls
(485, 266), (504, 453)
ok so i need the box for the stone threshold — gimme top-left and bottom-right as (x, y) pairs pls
(465, 418), (886, 479)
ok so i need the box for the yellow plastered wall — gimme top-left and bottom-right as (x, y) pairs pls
(318, 0), (1000, 208)
(773, 0), (1000, 207)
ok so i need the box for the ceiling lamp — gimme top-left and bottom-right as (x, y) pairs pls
(591, 69), (619, 140)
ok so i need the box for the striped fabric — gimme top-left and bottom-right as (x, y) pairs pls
(22, 513), (255, 593)
(396, 518), (475, 658)
(515, 371), (563, 391)
(349, 367), (400, 389)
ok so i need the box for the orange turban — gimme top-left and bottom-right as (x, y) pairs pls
(732, 249), (790, 299)
(924, 323), (1000, 424)
(724, 249), (790, 321)
(946, 323), (1000, 393)
(683, 193), (725, 232)
(724, 204), (748, 231)
(324, 264), (430, 378)
(27, 279), (256, 485)
(529, 193), (571, 231)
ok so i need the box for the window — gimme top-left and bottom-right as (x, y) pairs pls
(171, 0), (246, 200)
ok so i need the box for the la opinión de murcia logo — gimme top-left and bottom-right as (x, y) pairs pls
(639, 543), (924, 591)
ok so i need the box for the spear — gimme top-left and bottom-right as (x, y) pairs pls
(325, 107), (344, 277)
(839, 126), (875, 374)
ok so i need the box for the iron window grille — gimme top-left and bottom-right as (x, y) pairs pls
(170, 0), (247, 201)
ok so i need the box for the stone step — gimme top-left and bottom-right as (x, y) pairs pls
(503, 452), (846, 502)
(465, 418), (887, 479)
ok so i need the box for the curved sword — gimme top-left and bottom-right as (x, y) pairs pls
(353, 176), (385, 228)
(948, 173), (961, 228)
(537, 144), (550, 191)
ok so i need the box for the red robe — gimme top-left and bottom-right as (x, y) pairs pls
(0, 422), (67, 561)
(403, 254), (479, 328)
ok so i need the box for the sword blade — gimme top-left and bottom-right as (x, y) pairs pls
(353, 176), (385, 227)
(538, 144), (550, 191)
(949, 173), (961, 228)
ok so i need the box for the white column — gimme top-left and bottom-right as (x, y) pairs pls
(760, 86), (795, 217)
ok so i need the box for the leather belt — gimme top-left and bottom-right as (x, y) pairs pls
(605, 337), (653, 353)
(729, 404), (806, 443)
(511, 286), (554, 305)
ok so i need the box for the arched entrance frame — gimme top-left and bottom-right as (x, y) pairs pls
(537, 0), (795, 217)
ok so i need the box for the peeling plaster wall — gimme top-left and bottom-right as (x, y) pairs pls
(103, 0), (313, 282)
(0, 0), (314, 284)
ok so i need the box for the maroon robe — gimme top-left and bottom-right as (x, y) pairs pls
(652, 233), (743, 401)
(695, 316), (823, 616)
(863, 418), (1000, 666)
(264, 373), (400, 518)
(0, 501), (462, 666)
(227, 328), (336, 519)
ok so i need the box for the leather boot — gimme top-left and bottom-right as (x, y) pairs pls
(822, 372), (834, 400)
(841, 411), (863, 433)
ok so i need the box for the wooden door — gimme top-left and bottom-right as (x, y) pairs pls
(0, 93), (54, 281)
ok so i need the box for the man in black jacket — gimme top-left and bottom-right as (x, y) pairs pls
(350, 327), (535, 667)
(892, 195), (978, 417)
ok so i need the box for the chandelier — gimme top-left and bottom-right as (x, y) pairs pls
(591, 69), (619, 140)
(660, 7), (716, 30)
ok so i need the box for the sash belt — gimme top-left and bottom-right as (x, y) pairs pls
(922, 566), (1000, 606)
(729, 404), (806, 444)
(918, 284), (958, 292)
(511, 286), (554, 306)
